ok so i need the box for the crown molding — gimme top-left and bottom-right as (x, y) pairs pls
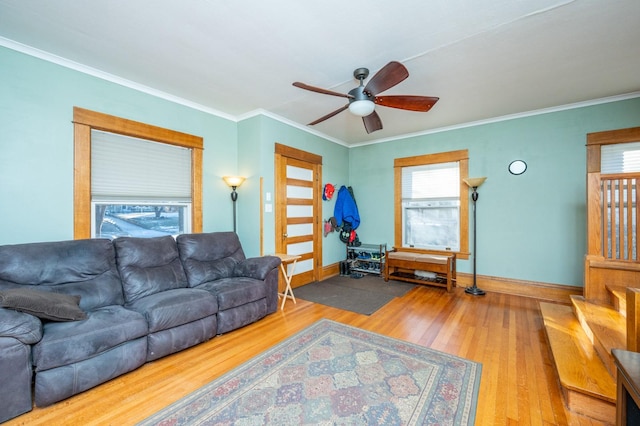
(3, 36), (638, 149)
(237, 109), (347, 147)
(0, 37), (236, 122)
(351, 91), (640, 148)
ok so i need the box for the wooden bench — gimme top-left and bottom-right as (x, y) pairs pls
(384, 249), (456, 292)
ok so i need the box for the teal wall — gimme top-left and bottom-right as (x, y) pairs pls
(0, 46), (238, 244)
(237, 115), (349, 262)
(350, 98), (640, 286)
(236, 115), (264, 257)
(2, 44), (639, 288)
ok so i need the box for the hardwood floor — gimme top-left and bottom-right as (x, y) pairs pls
(6, 284), (613, 425)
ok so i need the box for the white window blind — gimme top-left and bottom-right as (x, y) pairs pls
(401, 161), (460, 200)
(601, 141), (640, 174)
(91, 130), (192, 201)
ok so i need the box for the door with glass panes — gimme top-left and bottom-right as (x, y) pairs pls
(274, 144), (322, 289)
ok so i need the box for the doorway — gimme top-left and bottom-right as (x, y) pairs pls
(274, 143), (322, 289)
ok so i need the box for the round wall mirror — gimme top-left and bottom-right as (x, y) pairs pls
(508, 160), (527, 175)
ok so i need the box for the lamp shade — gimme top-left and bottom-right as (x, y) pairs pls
(348, 100), (375, 117)
(223, 176), (245, 188)
(463, 177), (487, 189)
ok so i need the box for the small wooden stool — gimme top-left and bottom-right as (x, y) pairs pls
(273, 253), (301, 310)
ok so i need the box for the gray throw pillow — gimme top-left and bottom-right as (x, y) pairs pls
(0, 288), (87, 321)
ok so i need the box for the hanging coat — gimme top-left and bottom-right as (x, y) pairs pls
(333, 185), (360, 229)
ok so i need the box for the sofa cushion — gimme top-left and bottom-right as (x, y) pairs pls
(188, 256), (238, 284)
(0, 337), (33, 422)
(0, 239), (124, 310)
(32, 305), (147, 372)
(176, 232), (246, 287)
(34, 337), (147, 408)
(146, 316), (217, 361)
(195, 277), (266, 311)
(217, 299), (267, 335)
(233, 256), (282, 280)
(125, 288), (217, 333)
(114, 236), (188, 304)
(0, 288), (87, 321)
(0, 308), (42, 344)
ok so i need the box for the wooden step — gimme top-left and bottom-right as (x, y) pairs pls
(610, 287), (627, 317)
(539, 302), (616, 422)
(606, 284), (640, 317)
(570, 295), (626, 378)
(606, 284), (630, 317)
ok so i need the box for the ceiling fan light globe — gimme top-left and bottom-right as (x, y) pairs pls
(348, 100), (375, 117)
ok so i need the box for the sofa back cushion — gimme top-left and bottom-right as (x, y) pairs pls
(0, 239), (123, 311)
(114, 236), (188, 303)
(177, 232), (246, 287)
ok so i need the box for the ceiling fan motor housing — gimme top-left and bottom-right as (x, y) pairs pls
(348, 85), (374, 103)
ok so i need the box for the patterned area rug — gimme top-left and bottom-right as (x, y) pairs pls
(139, 319), (482, 425)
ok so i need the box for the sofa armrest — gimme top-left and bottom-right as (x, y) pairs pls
(233, 256), (281, 280)
(0, 308), (43, 344)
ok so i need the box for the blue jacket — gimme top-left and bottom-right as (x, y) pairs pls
(333, 186), (360, 229)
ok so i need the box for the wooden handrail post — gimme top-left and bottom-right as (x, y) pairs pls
(627, 288), (640, 352)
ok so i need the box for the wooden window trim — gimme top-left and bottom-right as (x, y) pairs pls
(393, 149), (470, 260)
(73, 107), (203, 239)
(586, 126), (640, 255)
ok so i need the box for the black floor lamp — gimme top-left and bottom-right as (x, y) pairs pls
(463, 177), (487, 296)
(223, 176), (245, 233)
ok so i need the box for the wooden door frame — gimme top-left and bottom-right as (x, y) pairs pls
(274, 143), (322, 287)
(585, 126), (640, 302)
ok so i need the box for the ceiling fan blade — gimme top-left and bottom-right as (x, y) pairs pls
(362, 111), (383, 134)
(363, 61), (409, 96)
(293, 82), (353, 99)
(374, 95), (439, 112)
(308, 104), (349, 125)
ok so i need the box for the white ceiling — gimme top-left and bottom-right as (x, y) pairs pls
(1, 0), (639, 146)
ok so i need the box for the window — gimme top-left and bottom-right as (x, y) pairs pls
(91, 131), (192, 238)
(599, 141), (640, 260)
(73, 107), (203, 239)
(394, 150), (469, 258)
(601, 141), (640, 174)
(401, 161), (460, 251)
(93, 203), (191, 238)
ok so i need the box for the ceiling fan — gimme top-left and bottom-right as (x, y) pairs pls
(293, 61), (439, 134)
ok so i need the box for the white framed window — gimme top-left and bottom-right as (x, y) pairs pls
(401, 162), (460, 251)
(394, 150), (469, 258)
